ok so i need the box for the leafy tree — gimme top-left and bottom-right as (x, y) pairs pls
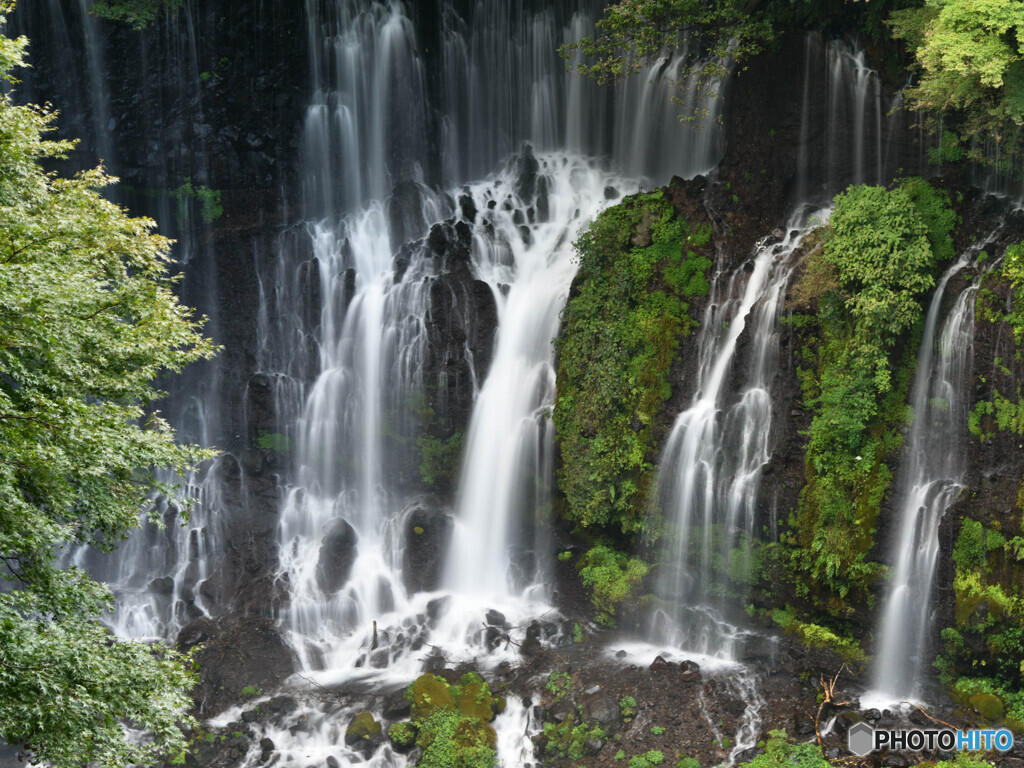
(0, 11), (215, 768)
(890, 0), (1024, 156)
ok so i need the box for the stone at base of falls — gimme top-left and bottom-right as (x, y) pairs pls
(581, 691), (622, 735)
(345, 712), (383, 751)
(382, 689), (412, 720)
(968, 692), (1005, 721)
(176, 615), (296, 716)
(316, 518), (358, 593)
(402, 505), (453, 594)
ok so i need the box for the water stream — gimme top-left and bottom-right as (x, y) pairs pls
(869, 234), (999, 704)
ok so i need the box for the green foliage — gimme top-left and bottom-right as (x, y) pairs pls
(560, 1), (773, 121)
(930, 754), (998, 768)
(416, 709), (496, 768)
(554, 190), (711, 536)
(789, 182), (953, 609)
(1001, 243), (1024, 345)
(90, 0), (182, 29)
(256, 430), (291, 453)
(928, 130), (965, 164)
(405, 673), (500, 768)
(388, 721), (417, 748)
(0, 17), (215, 768)
(240, 685), (261, 697)
(677, 758), (700, 768)
(171, 179), (224, 227)
(650, 725), (665, 735)
(937, 513), (1024, 721)
(619, 694), (638, 722)
(419, 431), (463, 487)
(954, 518), (987, 572)
(629, 750), (665, 768)
(545, 672), (572, 702)
(616, 750), (627, 761)
(738, 729), (829, 768)
(889, 0), (1024, 156)
(558, 550), (573, 562)
(543, 719), (605, 761)
(899, 177), (957, 263)
(577, 545), (649, 626)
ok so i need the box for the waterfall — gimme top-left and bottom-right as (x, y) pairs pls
(870, 236), (996, 703)
(649, 210), (827, 657)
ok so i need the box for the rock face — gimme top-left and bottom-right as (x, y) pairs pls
(176, 615), (296, 717)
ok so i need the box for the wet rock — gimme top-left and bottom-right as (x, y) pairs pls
(550, 698), (577, 724)
(581, 692), (621, 734)
(326, 758), (340, 768)
(148, 576), (175, 595)
(345, 711), (383, 755)
(382, 689), (412, 720)
(649, 655), (673, 671)
(735, 747), (760, 763)
(176, 615), (296, 716)
(586, 734), (605, 754)
(259, 738), (275, 756)
(604, 185), (619, 200)
(403, 504), (453, 594)
(615, 650), (627, 659)
(241, 709), (259, 723)
(458, 193), (477, 222)
(485, 609), (508, 628)
(315, 518), (358, 593)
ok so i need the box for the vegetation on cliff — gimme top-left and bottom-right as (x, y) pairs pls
(0, 16), (214, 768)
(786, 180), (955, 617)
(554, 189), (711, 539)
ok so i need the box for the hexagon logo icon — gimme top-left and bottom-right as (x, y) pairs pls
(848, 722), (875, 756)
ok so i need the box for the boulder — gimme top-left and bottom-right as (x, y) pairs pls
(315, 518), (358, 593)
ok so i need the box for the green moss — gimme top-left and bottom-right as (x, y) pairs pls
(577, 545), (649, 626)
(256, 430), (290, 453)
(345, 711), (382, 741)
(770, 609), (866, 665)
(454, 677), (498, 721)
(402, 672), (505, 767)
(407, 674), (456, 720)
(553, 189), (712, 536)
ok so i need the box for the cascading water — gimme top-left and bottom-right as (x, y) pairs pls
(649, 211), (824, 657)
(870, 235), (997, 703)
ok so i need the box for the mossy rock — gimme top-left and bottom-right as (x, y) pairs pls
(455, 680), (497, 721)
(969, 692), (1005, 721)
(452, 717), (497, 750)
(345, 711), (382, 744)
(409, 673), (456, 720)
(388, 721), (417, 752)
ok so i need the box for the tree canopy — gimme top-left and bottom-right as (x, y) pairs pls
(890, 0), (1024, 155)
(0, 9), (215, 767)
